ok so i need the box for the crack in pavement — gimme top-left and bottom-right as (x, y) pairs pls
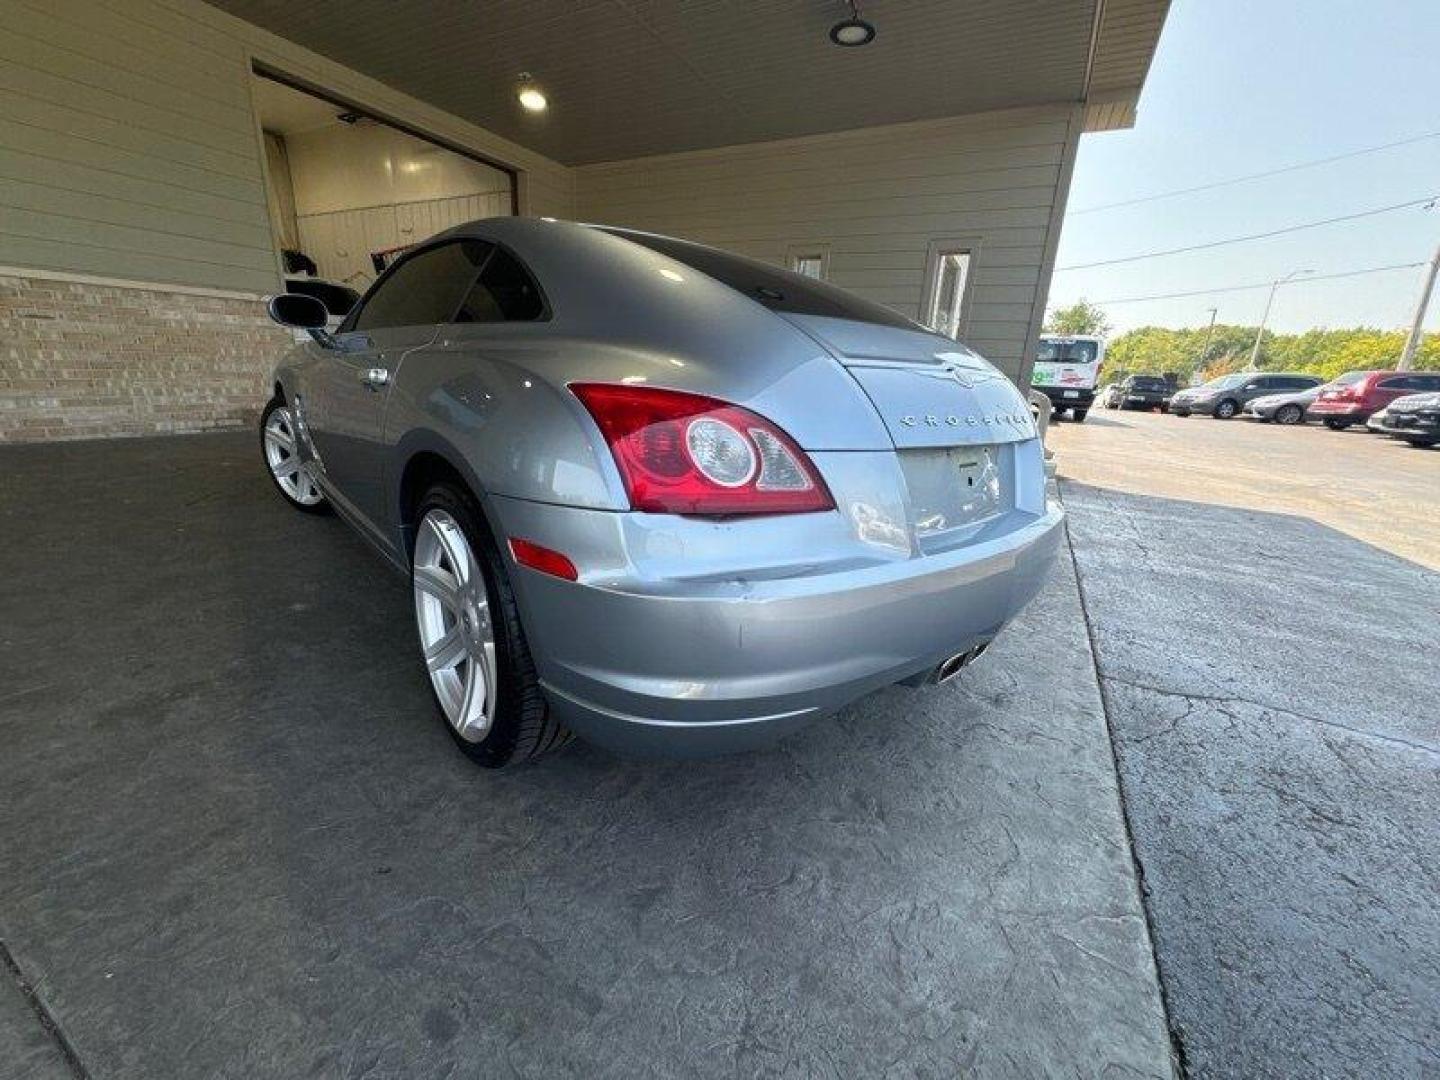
(1097, 673), (1440, 759)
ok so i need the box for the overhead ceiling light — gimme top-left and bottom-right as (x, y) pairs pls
(516, 73), (547, 112)
(829, 3), (876, 47)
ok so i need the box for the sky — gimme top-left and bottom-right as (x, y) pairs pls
(1048, 0), (1440, 335)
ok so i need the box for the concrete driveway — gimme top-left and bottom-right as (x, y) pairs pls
(0, 433), (1171, 1078)
(1052, 411), (1440, 1077)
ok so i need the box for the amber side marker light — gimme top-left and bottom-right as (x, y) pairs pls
(509, 538), (578, 581)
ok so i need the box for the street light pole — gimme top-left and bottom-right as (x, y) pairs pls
(1197, 307), (1218, 372)
(1397, 238), (1440, 371)
(1247, 269), (1311, 370)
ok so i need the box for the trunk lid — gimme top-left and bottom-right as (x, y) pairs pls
(780, 313), (1037, 448)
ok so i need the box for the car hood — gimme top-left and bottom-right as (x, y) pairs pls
(1389, 392), (1440, 412)
(779, 313), (1037, 448)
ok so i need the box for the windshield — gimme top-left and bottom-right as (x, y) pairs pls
(601, 228), (919, 331)
(1035, 339), (1099, 365)
(1204, 373), (1249, 390)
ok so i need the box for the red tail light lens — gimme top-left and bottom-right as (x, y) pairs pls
(570, 383), (834, 515)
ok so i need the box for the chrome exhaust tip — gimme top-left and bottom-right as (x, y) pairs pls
(934, 652), (968, 684)
(928, 641), (992, 685)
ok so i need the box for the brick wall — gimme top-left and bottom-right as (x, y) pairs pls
(0, 273), (292, 443)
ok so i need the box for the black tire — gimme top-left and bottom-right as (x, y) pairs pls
(414, 481), (570, 768)
(1403, 437), (1438, 448)
(1324, 419), (1350, 431)
(259, 395), (331, 514)
(1071, 408), (1089, 422)
(1274, 404), (1304, 425)
(1213, 399), (1239, 419)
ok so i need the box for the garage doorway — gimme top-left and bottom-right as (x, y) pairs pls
(252, 71), (515, 296)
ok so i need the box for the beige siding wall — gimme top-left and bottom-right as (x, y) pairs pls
(576, 105), (1080, 382)
(0, 0), (574, 296)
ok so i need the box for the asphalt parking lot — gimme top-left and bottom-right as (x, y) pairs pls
(0, 434), (1172, 1078)
(1051, 409), (1440, 1076)
(1050, 407), (1439, 570)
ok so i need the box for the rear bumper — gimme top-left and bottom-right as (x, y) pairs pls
(496, 500), (1065, 755)
(1308, 402), (1368, 421)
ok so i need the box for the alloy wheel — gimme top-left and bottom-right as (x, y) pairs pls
(413, 509), (497, 743)
(1276, 404), (1303, 425)
(263, 406), (324, 505)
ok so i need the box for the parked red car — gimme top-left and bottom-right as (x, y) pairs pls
(1307, 370), (1440, 430)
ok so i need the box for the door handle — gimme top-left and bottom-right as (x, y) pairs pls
(359, 367), (390, 390)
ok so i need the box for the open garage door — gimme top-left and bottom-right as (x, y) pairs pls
(253, 71), (516, 294)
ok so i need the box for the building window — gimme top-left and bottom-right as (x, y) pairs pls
(786, 243), (831, 280)
(922, 245), (973, 339)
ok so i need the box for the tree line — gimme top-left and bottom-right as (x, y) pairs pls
(1044, 300), (1439, 384)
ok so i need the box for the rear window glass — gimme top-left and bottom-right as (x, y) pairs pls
(602, 228), (917, 331)
(1036, 340), (1100, 364)
(1328, 371), (1369, 386)
(1130, 376), (1168, 389)
(455, 246), (546, 322)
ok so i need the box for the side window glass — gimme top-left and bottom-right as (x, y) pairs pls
(351, 240), (490, 332)
(455, 247), (546, 322)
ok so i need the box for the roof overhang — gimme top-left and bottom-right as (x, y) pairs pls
(211, 0), (1170, 164)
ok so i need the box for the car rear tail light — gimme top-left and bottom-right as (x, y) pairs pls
(508, 538), (578, 581)
(569, 383), (834, 515)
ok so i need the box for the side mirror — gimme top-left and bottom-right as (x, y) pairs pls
(267, 292), (329, 330)
(1243, 383), (1260, 391)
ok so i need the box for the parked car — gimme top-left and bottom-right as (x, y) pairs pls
(284, 276), (361, 331)
(1107, 374), (1171, 411)
(1241, 384), (1323, 424)
(1096, 383), (1122, 409)
(1366, 392), (1440, 447)
(260, 218), (1062, 767)
(1169, 372), (1322, 419)
(1308, 370), (1440, 430)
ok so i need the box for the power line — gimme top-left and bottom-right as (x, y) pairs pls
(1069, 130), (1440, 215)
(1055, 195), (1439, 272)
(1087, 261), (1427, 305)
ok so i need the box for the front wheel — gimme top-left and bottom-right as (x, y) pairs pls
(1071, 409), (1089, 422)
(260, 396), (329, 513)
(1275, 403), (1304, 425)
(1403, 437), (1438, 448)
(1213, 399), (1239, 419)
(411, 482), (570, 767)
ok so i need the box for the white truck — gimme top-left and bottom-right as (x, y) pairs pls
(1030, 334), (1105, 422)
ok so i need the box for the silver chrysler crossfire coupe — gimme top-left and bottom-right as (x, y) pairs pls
(261, 218), (1063, 767)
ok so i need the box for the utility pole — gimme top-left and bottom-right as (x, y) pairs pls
(1248, 269), (1311, 370)
(1398, 238), (1440, 371)
(1197, 307), (1218, 371)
